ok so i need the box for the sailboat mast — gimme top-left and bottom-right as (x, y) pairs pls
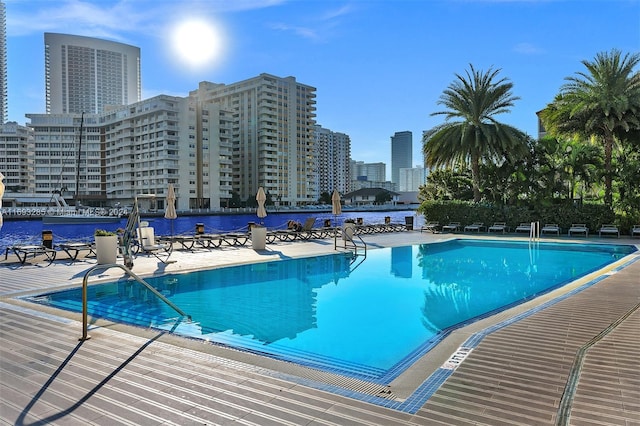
(75, 112), (84, 206)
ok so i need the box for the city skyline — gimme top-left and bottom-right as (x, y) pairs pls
(4, 0), (639, 167)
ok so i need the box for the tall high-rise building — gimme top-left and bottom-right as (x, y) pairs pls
(0, 1), (7, 124)
(190, 74), (317, 206)
(44, 33), (141, 114)
(314, 125), (351, 196)
(399, 166), (426, 191)
(391, 131), (412, 185)
(351, 161), (386, 182)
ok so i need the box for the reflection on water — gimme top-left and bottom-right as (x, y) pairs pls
(417, 240), (634, 333)
(29, 252), (354, 344)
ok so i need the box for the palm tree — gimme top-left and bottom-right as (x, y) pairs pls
(423, 65), (530, 202)
(539, 49), (640, 206)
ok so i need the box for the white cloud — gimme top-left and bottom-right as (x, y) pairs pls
(268, 22), (319, 40)
(513, 42), (545, 55)
(6, 0), (285, 39)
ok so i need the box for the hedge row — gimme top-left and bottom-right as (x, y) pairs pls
(416, 200), (638, 235)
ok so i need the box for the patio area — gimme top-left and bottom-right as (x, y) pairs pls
(1, 231), (638, 425)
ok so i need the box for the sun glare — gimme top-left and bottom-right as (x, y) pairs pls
(171, 19), (223, 70)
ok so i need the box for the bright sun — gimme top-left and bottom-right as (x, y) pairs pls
(171, 19), (223, 69)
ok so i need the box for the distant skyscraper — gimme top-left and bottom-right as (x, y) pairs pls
(399, 166), (426, 191)
(0, 1), (7, 123)
(391, 131), (412, 185)
(45, 33), (141, 114)
(314, 125), (351, 196)
(351, 161), (386, 182)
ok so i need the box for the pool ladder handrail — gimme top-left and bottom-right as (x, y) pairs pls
(335, 225), (367, 258)
(80, 263), (191, 341)
(529, 221), (540, 241)
(349, 233), (367, 259)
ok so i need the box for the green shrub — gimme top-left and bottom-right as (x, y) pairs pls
(418, 200), (618, 233)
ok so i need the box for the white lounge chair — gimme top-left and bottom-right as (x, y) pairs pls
(632, 225), (640, 238)
(137, 226), (174, 263)
(464, 222), (485, 232)
(488, 222), (508, 233)
(598, 224), (619, 238)
(541, 224), (560, 235)
(515, 223), (533, 233)
(568, 224), (589, 237)
(442, 222), (461, 232)
(421, 222), (440, 233)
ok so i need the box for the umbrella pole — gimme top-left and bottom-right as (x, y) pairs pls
(334, 214), (337, 249)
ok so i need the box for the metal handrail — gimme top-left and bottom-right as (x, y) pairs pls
(351, 233), (367, 258)
(338, 225), (367, 258)
(80, 263), (191, 341)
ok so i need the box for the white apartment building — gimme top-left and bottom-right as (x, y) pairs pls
(314, 124), (351, 197)
(189, 74), (317, 206)
(351, 161), (386, 182)
(25, 113), (104, 204)
(20, 95), (234, 211)
(45, 33), (141, 115)
(102, 95), (233, 211)
(399, 166), (427, 191)
(0, 122), (31, 192)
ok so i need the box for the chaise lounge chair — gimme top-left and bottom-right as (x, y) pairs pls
(487, 222), (508, 233)
(136, 225), (174, 263)
(632, 225), (640, 238)
(464, 222), (485, 232)
(442, 222), (461, 232)
(598, 224), (619, 238)
(421, 222), (440, 233)
(276, 217), (327, 240)
(568, 223), (589, 237)
(541, 223), (560, 235)
(57, 241), (96, 260)
(515, 223), (533, 233)
(4, 244), (57, 265)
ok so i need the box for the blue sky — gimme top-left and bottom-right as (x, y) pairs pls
(4, 0), (640, 169)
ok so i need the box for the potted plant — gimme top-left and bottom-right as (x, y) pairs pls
(94, 229), (118, 264)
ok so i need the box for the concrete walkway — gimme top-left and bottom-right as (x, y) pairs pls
(1, 231), (639, 425)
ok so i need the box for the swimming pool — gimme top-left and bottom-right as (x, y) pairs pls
(24, 239), (636, 381)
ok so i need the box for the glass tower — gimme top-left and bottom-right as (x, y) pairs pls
(391, 131), (412, 185)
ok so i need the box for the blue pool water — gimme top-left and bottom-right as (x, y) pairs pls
(24, 240), (636, 380)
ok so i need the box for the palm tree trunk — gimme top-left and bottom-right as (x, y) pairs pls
(604, 132), (613, 206)
(471, 155), (481, 202)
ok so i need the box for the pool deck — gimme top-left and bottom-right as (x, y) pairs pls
(1, 230), (639, 425)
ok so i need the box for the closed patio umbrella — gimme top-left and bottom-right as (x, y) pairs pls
(165, 183), (177, 235)
(256, 187), (267, 224)
(331, 189), (342, 248)
(331, 188), (342, 219)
